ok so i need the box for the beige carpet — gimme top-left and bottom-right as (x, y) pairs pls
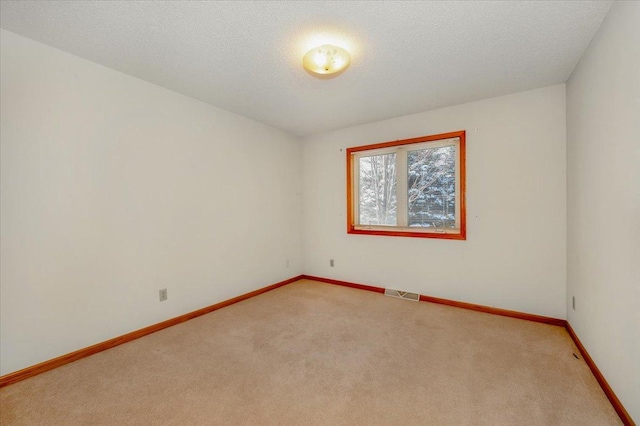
(0, 279), (621, 425)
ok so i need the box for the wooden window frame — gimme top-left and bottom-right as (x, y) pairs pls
(346, 130), (466, 240)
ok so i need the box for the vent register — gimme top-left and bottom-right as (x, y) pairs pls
(384, 288), (420, 302)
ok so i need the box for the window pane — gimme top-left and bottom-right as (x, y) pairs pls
(359, 153), (397, 226)
(407, 146), (456, 229)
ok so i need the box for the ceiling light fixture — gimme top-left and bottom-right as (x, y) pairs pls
(302, 44), (351, 77)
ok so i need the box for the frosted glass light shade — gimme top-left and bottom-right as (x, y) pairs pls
(302, 45), (351, 76)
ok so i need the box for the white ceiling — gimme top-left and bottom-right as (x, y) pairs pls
(0, 1), (612, 137)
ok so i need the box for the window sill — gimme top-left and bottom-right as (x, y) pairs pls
(348, 226), (466, 240)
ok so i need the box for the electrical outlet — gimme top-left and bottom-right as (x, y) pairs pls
(330, 259), (334, 267)
(159, 288), (168, 302)
(572, 296), (575, 310)
(286, 259), (290, 268)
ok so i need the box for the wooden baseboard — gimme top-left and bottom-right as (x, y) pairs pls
(565, 322), (635, 426)
(0, 275), (303, 388)
(302, 275), (565, 326)
(418, 294), (567, 326)
(301, 275), (385, 293)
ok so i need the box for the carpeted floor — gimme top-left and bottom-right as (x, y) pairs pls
(0, 279), (621, 425)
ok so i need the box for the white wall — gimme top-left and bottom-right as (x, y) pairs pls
(0, 30), (303, 375)
(566, 1), (640, 422)
(303, 85), (567, 319)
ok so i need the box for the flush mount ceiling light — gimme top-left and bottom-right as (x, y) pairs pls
(302, 44), (351, 77)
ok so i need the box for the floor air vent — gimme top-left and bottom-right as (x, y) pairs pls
(384, 288), (420, 302)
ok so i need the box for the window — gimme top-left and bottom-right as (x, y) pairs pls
(347, 131), (466, 239)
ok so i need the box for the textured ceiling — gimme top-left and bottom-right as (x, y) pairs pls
(0, 1), (612, 137)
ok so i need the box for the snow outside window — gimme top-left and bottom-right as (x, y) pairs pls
(347, 131), (466, 240)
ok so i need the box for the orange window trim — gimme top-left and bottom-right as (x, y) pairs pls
(347, 130), (466, 240)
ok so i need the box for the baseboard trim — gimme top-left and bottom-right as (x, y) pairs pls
(301, 275), (385, 293)
(302, 275), (565, 326)
(418, 294), (566, 326)
(0, 275), (303, 388)
(565, 322), (635, 426)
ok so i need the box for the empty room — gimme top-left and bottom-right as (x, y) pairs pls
(0, 1), (638, 425)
